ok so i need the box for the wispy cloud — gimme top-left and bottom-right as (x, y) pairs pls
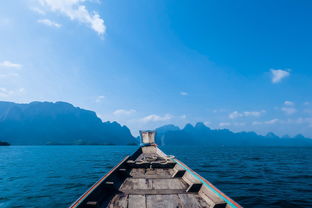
(281, 107), (297, 115)
(140, 114), (173, 122)
(0, 88), (25, 98)
(180, 91), (188, 96)
(0, 60), (22, 68)
(219, 122), (246, 127)
(31, 7), (46, 15)
(180, 114), (187, 119)
(271, 69), (290, 83)
(95, 95), (105, 103)
(229, 110), (265, 119)
(219, 122), (231, 127)
(252, 118), (279, 125)
(281, 101), (296, 115)
(0, 73), (19, 79)
(37, 0), (106, 36)
(113, 109), (136, 116)
(284, 101), (294, 106)
(253, 118), (312, 127)
(37, 19), (61, 28)
(0, 88), (11, 97)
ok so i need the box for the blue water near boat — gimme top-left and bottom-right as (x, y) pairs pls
(0, 145), (311, 208)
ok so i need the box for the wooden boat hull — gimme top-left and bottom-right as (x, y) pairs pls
(69, 145), (242, 208)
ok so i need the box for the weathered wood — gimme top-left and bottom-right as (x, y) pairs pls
(69, 145), (242, 208)
(128, 195), (146, 208)
(108, 194), (128, 208)
(145, 168), (157, 176)
(178, 194), (210, 208)
(146, 195), (182, 208)
(120, 178), (152, 191)
(122, 189), (187, 195)
(130, 168), (145, 177)
(152, 178), (187, 190)
(198, 186), (227, 208)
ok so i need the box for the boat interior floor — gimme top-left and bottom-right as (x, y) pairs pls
(77, 146), (231, 208)
(104, 156), (212, 208)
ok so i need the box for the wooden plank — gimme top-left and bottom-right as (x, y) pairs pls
(131, 169), (173, 178)
(199, 186), (227, 208)
(130, 168), (145, 177)
(146, 195), (182, 208)
(145, 168), (157, 176)
(122, 189), (186, 195)
(108, 194), (128, 208)
(155, 169), (172, 177)
(151, 179), (188, 190)
(120, 178), (152, 191)
(178, 194), (210, 208)
(128, 195), (146, 208)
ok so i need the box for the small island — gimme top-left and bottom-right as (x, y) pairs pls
(0, 141), (10, 146)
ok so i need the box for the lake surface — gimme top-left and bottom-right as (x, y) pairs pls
(0, 146), (311, 208)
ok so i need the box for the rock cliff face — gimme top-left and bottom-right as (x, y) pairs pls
(155, 122), (312, 146)
(0, 101), (135, 145)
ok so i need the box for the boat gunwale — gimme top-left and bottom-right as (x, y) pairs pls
(156, 147), (243, 208)
(69, 146), (243, 208)
(69, 155), (130, 208)
(173, 158), (243, 208)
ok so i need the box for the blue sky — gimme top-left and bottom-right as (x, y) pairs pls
(1, 0), (312, 137)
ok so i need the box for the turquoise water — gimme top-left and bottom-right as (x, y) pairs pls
(0, 146), (311, 208)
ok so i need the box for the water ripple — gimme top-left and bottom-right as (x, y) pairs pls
(0, 145), (311, 208)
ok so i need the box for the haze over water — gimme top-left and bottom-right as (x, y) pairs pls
(1, 145), (311, 208)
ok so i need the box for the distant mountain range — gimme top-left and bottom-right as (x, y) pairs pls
(155, 123), (312, 146)
(0, 101), (311, 146)
(0, 101), (135, 145)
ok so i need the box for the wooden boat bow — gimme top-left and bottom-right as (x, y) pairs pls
(69, 131), (242, 208)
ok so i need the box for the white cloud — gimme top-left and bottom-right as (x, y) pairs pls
(265, 118), (279, 124)
(284, 101), (294, 106)
(229, 111), (241, 119)
(18, 88), (25, 93)
(234, 122), (246, 126)
(229, 110), (265, 119)
(212, 108), (227, 113)
(113, 109), (136, 116)
(0, 88), (11, 97)
(31, 7), (46, 15)
(281, 107), (297, 115)
(180, 114), (187, 119)
(271, 69), (290, 83)
(252, 118), (279, 125)
(95, 95), (105, 103)
(37, 19), (61, 28)
(219, 122), (231, 127)
(244, 111), (264, 117)
(0, 73), (19, 79)
(140, 114), (173, 123)
(37, 0), (106, 35)
(0, 61), (22, 68)
(0, 88), (25, 98)
(180, 91), (188, 96)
